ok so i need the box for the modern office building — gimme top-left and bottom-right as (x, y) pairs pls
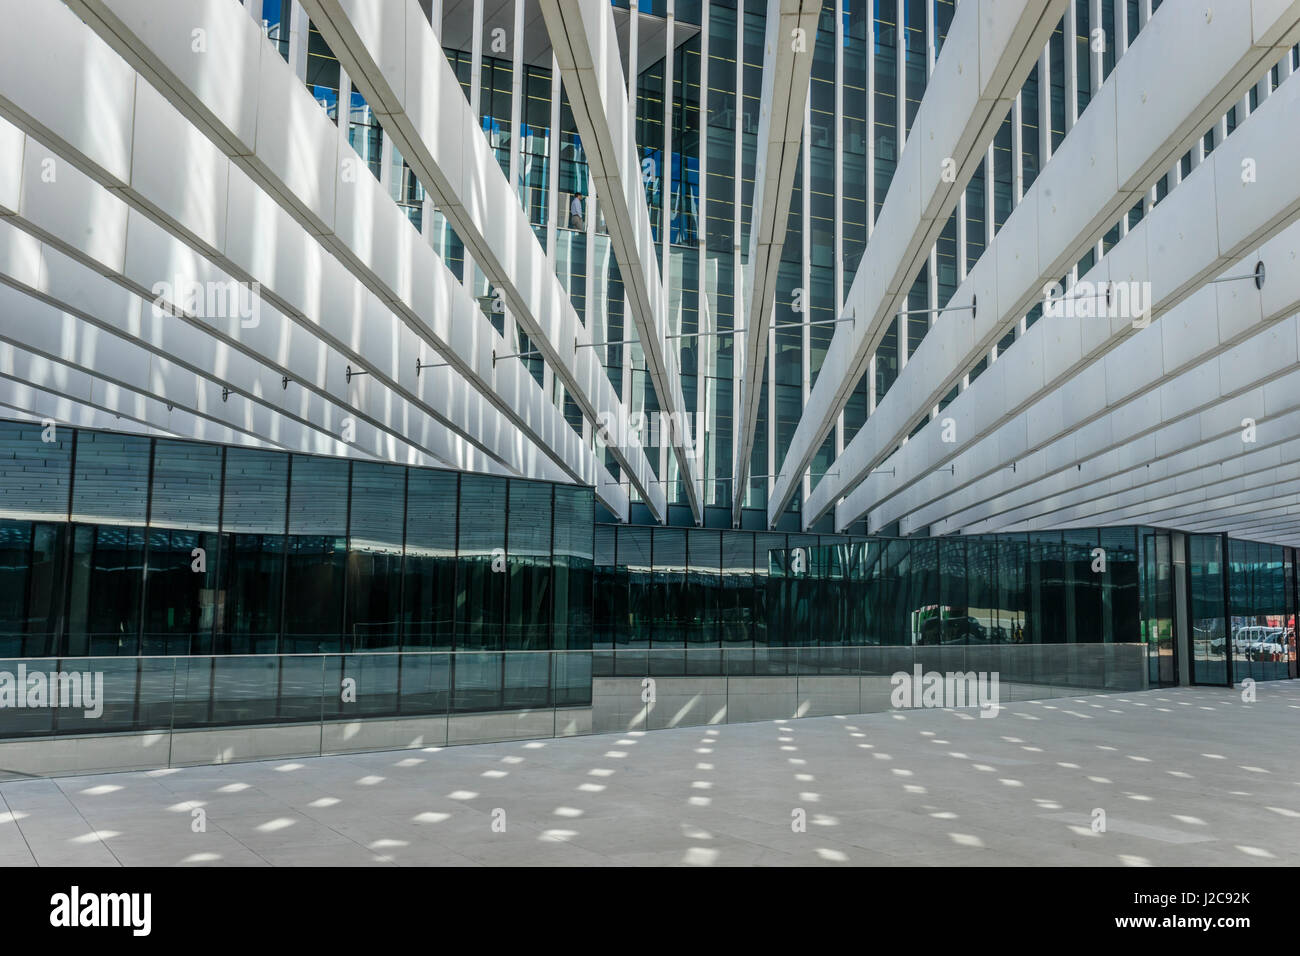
(0, 0), (1297, 770)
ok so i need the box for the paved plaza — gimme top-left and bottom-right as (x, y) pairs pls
(0, 683), (1297, 866)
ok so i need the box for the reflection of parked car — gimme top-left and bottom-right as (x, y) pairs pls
(1231, 626), (1286, 661)
(1252, 629), (1286, 661)
(1228, 626), (1261, 656)
(919, 616), (989, 645)
(942, 617), (989, 644)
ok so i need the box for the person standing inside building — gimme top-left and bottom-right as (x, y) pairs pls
(570, 193), (584, 230)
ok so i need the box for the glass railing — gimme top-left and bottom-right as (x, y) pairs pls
(0, 643), (1150, 741)
(0, 650), (592, 740)
(591, 642), (1150, 695)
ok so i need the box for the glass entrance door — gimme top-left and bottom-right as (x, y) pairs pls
(1142, 530), (1177, 687)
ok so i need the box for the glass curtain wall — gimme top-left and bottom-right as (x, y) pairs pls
(703, 0), (738, 508)
(1227, 539), (1293, 683)
(1186, 534), (1298, 685)
(3, 416), (1295, 695)
(768, 530), (1142, 648)
(595, 523), (1166, 654)
(0, 421), (593, 663)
